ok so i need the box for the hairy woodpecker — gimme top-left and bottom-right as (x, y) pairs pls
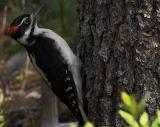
(7, 9), (87, 126)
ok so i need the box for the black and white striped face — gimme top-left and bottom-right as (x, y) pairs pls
(8, 14), (36, 45)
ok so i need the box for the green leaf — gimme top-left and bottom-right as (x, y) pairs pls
(121, 92), (132, 107)
(151, 109), (160, 127)
(120, 92), (138, 117)
(129, 96), (137, 117)
(137, 98), (146, 114)
(151, 119), (159, 127)
(157, 110), (160, 124)
(118, 110), (139, 127)
(139, 112), (149, 127)
(137, 92), (149, 114)
(84, 122), (94, 127)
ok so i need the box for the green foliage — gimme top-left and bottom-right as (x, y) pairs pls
(119, 110), (139, 127)
(70, 121), (94, 127)
(84, 122), (94, 127)
(38, 0), (79, 48)
(1, 0), (79, 55)
(139, 112), (149, 127)
(121, 91), (137, 117)
(119, 92), (160, 127)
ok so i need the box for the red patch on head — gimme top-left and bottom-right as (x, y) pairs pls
(7, 26), (18, 36)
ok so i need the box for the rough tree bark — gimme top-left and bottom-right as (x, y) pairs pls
(78, 0), (160, 126)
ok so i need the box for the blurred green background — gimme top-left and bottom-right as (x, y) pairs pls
(0, 0), (79, 53)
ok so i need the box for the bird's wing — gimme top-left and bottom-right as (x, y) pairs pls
(37, 29), (84, 106)
(26, 37), (87, 122)
(29, 51), (87, 123)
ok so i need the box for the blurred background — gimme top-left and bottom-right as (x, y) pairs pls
(0, 0), (79, 127)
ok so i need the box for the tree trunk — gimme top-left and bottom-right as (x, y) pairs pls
(78, 0), (160, 126)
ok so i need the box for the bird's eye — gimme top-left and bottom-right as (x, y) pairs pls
(24, 17), (31, 24)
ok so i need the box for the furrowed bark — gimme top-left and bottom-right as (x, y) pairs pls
(78, 0), (160, 126)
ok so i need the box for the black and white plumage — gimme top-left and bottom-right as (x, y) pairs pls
(7, 11), (87, 126)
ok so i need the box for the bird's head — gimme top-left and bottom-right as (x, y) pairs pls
(7, 6), (43, 45)
(7, 14), (33, 40)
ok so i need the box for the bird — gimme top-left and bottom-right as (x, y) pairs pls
(7, 7), (87, 126)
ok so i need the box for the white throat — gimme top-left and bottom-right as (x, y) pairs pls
(18, 22), (38, 45)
